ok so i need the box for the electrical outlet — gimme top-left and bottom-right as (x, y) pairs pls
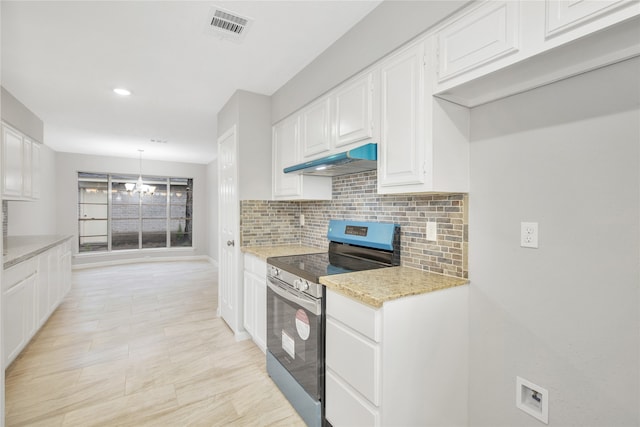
(516, 376), (549, 424)
(299, 214), (305, 227)
(520, 222), (539, 248)
(426, 221), (437, 241)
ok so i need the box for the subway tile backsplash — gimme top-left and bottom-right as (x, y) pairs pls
(240, 171), (468, 278)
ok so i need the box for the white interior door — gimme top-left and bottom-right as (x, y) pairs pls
(218, 126), (241, 334)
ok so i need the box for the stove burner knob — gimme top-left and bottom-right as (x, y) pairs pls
(293, 279), (302, 290)
(270, 267), (280, 277)
(299, 280), (310, 291)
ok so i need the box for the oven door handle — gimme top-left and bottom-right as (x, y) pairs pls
(267, 278), (322, 316)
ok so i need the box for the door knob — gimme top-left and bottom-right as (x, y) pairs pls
(227, 240), (235, 247)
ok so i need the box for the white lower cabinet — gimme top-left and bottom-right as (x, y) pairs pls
(325, 285), (469, 427)
(243, 253), (267, 352)
(3, 239), (73, 368)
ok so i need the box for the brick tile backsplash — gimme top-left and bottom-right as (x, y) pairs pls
(240, 170), (468, 278)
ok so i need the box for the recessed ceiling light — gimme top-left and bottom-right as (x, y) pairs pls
(113, 88), (131, 96)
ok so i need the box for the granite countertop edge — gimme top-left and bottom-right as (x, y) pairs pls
(241, 244), (324, 260)
(320, 266), (469, 308)
(4, 235), (74, 270)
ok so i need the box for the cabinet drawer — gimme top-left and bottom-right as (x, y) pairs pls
(326, 289), (380, 341)
(244, 254), (266, 277)
(326, 369), (379, 427)
(326, 317), (380, 405)
(4, 258), (38, 291)
(436, 0), (520, 82)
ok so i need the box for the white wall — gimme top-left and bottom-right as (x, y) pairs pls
(468, 58), (640, 426)
(271, 0), (469, 122)
(7, 144), (57, 235)
(55, 152), (209, 265)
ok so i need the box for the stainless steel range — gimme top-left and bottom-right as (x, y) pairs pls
(266, 220), (400, 427)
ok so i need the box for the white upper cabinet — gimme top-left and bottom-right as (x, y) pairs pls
(333, 71), (377, 149)
(273, 116), (301, 198)
(436, 1), (521, 84)
(2, 122), (42, 201)
(378, 41), (426, 190)
(378, 40), (470, 195)
(2, 124), (24, 198)
(272, 115), (332, 200)
(433, 0), (640, 106)
(301, 97), (332, 158)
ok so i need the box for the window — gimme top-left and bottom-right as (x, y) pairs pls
(78, 173), (193, 253)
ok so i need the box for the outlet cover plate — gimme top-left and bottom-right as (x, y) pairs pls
(521, 222), (539, 248)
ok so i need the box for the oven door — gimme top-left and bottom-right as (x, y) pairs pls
(266, 276), (324, 399)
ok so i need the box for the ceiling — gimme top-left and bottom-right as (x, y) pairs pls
(1, 1), (381, 164)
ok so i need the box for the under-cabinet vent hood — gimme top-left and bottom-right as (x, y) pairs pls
(283, 143), (377, 177)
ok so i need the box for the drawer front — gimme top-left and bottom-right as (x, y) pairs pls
(325, 317), (380, 405)
(244, 254), (266, 278)
(325, 369), (380, 427)
(326, 289), (380, 341)
(437, 0), (520, 82)
(4, 258), (38, 290)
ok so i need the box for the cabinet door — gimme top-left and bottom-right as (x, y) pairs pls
(253, 271), (267, 352)
(47, 247), (61, 312)
(23, 274), (37, 339)
(61, 250), (72, 296)
(37, 252), (51, 326)
(31, 142), (41, 200)
(22, 138), (33, 199)
(272, 116), (302, 198)
(545, 0), (634, 37)
(334, 72), (375, 148)
(301, 98), (331, 158)
(2, 125), (24, 198)
(378, 42), (426, 189)
(243, 273), (255, 337)
(4, 281), (27, 366)
(436, 1), (520, 82)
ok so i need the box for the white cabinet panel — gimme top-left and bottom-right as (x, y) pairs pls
(325, 369), (380, 427)
(273, 116), (302, 198)
(545, 0), (632, 37)
(301, 98), (331, 158)
(31, 142), (41, 199)
(243, 253), (267, 353)
(326, 318), (380, 405)
(4, 280), (28, 365)
(2, 125), (24, 198)
(22, 139), (33, 198)
(1, 123), (42, 200)
(326, 289), (380, 342)
(37, 253), (50, 326)
(334, 72), (375, 148)
(378, 41), (426, 189)
(437, 0), (520, 83)
(272, 115), (332, 200)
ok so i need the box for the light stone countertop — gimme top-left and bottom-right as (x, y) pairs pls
(241, 244), (324, 260)
(4, 235), (73, 270)
(320, 266), (469, 308)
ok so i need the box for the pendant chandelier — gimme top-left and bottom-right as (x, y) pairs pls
(125, 150), (155, 195)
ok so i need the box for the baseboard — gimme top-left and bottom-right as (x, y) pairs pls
(72, 255), (211, 270)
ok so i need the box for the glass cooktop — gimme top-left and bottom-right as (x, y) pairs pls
(267, 252), (388, 284)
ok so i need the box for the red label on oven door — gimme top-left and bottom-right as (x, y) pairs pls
(295, 309), (310, 340)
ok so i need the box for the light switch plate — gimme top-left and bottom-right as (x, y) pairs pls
(426, 221), (437, 241)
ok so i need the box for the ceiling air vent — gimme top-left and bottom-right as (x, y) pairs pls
(205, 7), (253, 42)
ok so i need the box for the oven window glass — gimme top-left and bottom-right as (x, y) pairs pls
(267, 285), (322, 399)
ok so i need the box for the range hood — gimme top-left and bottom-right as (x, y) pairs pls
(283, 143), (377, 177)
